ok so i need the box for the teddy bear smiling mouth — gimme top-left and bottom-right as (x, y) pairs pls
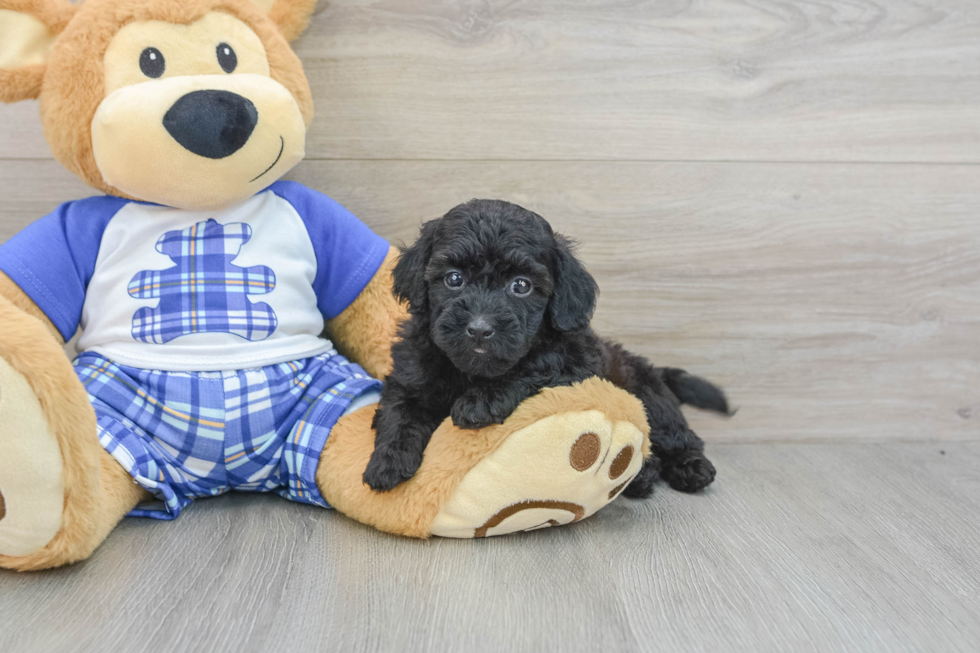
(250, 135), (285, 182)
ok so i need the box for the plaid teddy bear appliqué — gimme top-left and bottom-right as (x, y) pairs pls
(128, 219), (278, 343)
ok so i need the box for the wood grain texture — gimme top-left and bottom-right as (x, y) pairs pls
(1, 159), (977, 442)
(0, 442), (978, 653)
(3, 0), (980, 162)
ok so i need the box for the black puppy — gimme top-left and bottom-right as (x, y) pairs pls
(363, 199), (729, 496)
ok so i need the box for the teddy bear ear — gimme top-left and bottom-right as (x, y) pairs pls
(248, 0), (320, 42)
(0, 0), (76, 103)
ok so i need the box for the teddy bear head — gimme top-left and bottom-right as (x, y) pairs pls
(0, 0), (317, 210)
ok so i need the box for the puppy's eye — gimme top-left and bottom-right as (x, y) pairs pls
(216, 43), (237, 73)
(139, 47), (165, 78)
(445, 271), (465, 289)
(510, 277), (533, 296)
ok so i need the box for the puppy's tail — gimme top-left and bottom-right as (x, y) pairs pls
(662, 368), (733, 416)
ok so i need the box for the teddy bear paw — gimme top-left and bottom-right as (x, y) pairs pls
(429, 399), (647, 538)
(0, 359), (66, 559)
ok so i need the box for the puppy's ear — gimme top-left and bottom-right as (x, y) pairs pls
(548, 234), (598, 331)
(393, 220), (438, 313)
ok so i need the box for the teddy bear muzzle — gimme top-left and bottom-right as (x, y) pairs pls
(91, 73), (306, 211)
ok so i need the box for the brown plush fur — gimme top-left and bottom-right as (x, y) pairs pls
(0, 63), (45, 103)
(267, 0), (317, 42)
(326, 247), (407, 380)
(35, 0), (313, 197)
(0, 271), (60, 340)
(316, 377), (650, 538)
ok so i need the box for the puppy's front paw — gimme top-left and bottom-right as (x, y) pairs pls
(451, 398), (495, 430)
(363, 447), (422, 492)
(663, 454), (716, 493)
(451, 393), (509, 430)
(622, 456), (662, 499)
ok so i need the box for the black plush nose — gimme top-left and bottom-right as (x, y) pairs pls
(466, 317), (495, 342)
(163, 90), (258, 159)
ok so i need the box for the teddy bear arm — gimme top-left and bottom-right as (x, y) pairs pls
(0, 272), (85, 428)
(0, 272), (63, 344)
(325, 246), (407, 379)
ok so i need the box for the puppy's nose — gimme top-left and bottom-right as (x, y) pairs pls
(163, 90), (258, 159)
(466, 317), (495, 342)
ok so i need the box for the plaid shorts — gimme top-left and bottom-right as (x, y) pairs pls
(75, 350), (381, 520)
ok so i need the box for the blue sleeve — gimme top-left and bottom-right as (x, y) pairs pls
(270, 181), (390, 319)
(0, 196), (128, 341)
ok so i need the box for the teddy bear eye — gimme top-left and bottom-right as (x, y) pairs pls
(216, 43), (238, 73)
(139, 47), (165, 78)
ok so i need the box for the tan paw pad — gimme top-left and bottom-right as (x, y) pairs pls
(430, 408), (646, 538)
(0, 359), (64, 557)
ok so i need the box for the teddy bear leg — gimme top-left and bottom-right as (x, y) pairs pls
(316, 378), (652, 539)
(0, 359), (147, 571)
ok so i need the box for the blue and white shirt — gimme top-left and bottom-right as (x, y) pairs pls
(0, 181), (389, 371)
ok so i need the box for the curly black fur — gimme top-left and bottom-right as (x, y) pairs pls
(363, 199), (730, 497)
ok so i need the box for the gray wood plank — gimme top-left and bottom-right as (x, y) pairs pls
(3, 0), (980, 162)
(1, 442), (978, 653)
(1, 159), (977, 442)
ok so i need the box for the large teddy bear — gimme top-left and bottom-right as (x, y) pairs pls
(0, 0), (649, 571)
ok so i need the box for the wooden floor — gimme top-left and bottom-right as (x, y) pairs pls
(1, 443), (978, 653)
(1, 1), (979, 651)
